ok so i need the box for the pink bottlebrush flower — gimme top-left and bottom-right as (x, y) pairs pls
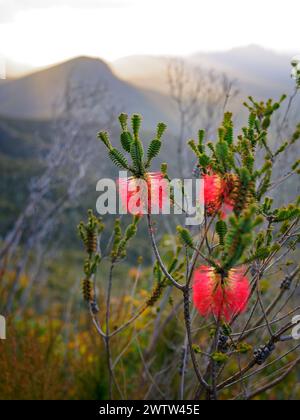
(204, 172), (239, 217)
(193, 265), (250, 321)
(204, 173), (224, 216)
(118, 172), (169, 216)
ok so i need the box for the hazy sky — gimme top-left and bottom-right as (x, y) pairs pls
(0, 0), (299, 67)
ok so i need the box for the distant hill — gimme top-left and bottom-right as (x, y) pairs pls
(113, 45), (297, 101)
(1, 47), (298, 131)
(0, 56), (174, 128)
(190, 45), (296, 99)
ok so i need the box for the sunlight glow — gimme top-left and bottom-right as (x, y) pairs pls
(0, 0), (299, 67)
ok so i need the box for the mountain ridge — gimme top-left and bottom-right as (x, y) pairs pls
(0, 56), (174, 127)
(0, 46), (298, 129)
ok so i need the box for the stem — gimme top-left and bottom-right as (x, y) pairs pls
(147, 214), (184, 290)
(246, 357), (300, 400)
(179, 335), (189, 400)
(210, 319), (221, 400)
(217, 319), (300, 391)
(280, 87), (298, 134)
(183, 286), (210, 393)
(105, 262), (115, 400)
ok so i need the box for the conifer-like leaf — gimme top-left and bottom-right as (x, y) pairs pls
(216, 220), (227, 246)
(262, 117), (271, 130)
(223, 209), (261, 269)
(291, 124), (300, 144)
(156, 122), (167, 139)
(177, 226), (194, 248)
(131, 114), (142, 139)
(198, 129), (205, 153)
(224, 126), (234, 146)
(216, 141), (229, 162)
(147, 139), (162, 164)
(130, 139), (145, 174)
(161, 162), (168, 176)
(198, 154), (211, 168)
(117, 218), (139, 257)
(274, 142), (288, 157)
(119, 113), (128, 131)
(273, 206), (300, 223)
(111, 219), (122, 259)
(124, 223), (138, 241)
(120, 132), (133, 153)
(248, 113), (256, 129)
(243, 247), (271, 263)
(98, 131), (112, 150)
(188, 139), (199, 156)
(108, 148), (129, 169)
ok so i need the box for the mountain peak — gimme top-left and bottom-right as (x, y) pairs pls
(61, 55), (110, 68)
(44, 55), (114, 78)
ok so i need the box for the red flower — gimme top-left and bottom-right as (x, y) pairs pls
(193, 265), (250, 321)
(204, 173), (224, 216)
(204, 172), (239, 217)
(119, 172), (168, 216)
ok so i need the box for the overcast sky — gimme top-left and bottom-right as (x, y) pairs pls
(0, 0), (299, 67)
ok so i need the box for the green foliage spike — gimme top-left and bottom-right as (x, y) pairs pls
(130, 138), (145, 174)
(223, 208), (263, 269)
(161, 162), (168, 176)
(291, 123), (300, 144)
(218, 127), (226, 142)
(111, 219), (122, 259)
(131, 114), (142, 140)
(224, 126), (234, 146)
(198, 153), (211, 168)
(98, 131), (112, 150)
(198, 129), (205, 153)
(273, 205), (300, 223)
(188, 139), (199, 157)
(119, 113), (128, 131)
(157, 122), (167, 139)
(117, 217), (140, 259)
(124, 223), (138, 242)
(216, 141), (229, 165)
(108, 148), (129, 169)
(216, 220), (228, 246)
(120, 131), (133, 153)
(248, 113), (256, 129)
(257, 170), (271, 201)
(274, 141), (288, 157)
(147, 139), (162, 164)
(177, 226), (194, 249)
(78, 211), (104, 306)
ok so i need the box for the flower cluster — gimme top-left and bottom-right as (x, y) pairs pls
(193, 265), (250, 321)
(203, 171), (239, 218)
(118, 172), (168, 216)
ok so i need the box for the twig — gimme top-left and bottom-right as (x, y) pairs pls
(246, 357), (300, 400)
(147, 214), (184, 290)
